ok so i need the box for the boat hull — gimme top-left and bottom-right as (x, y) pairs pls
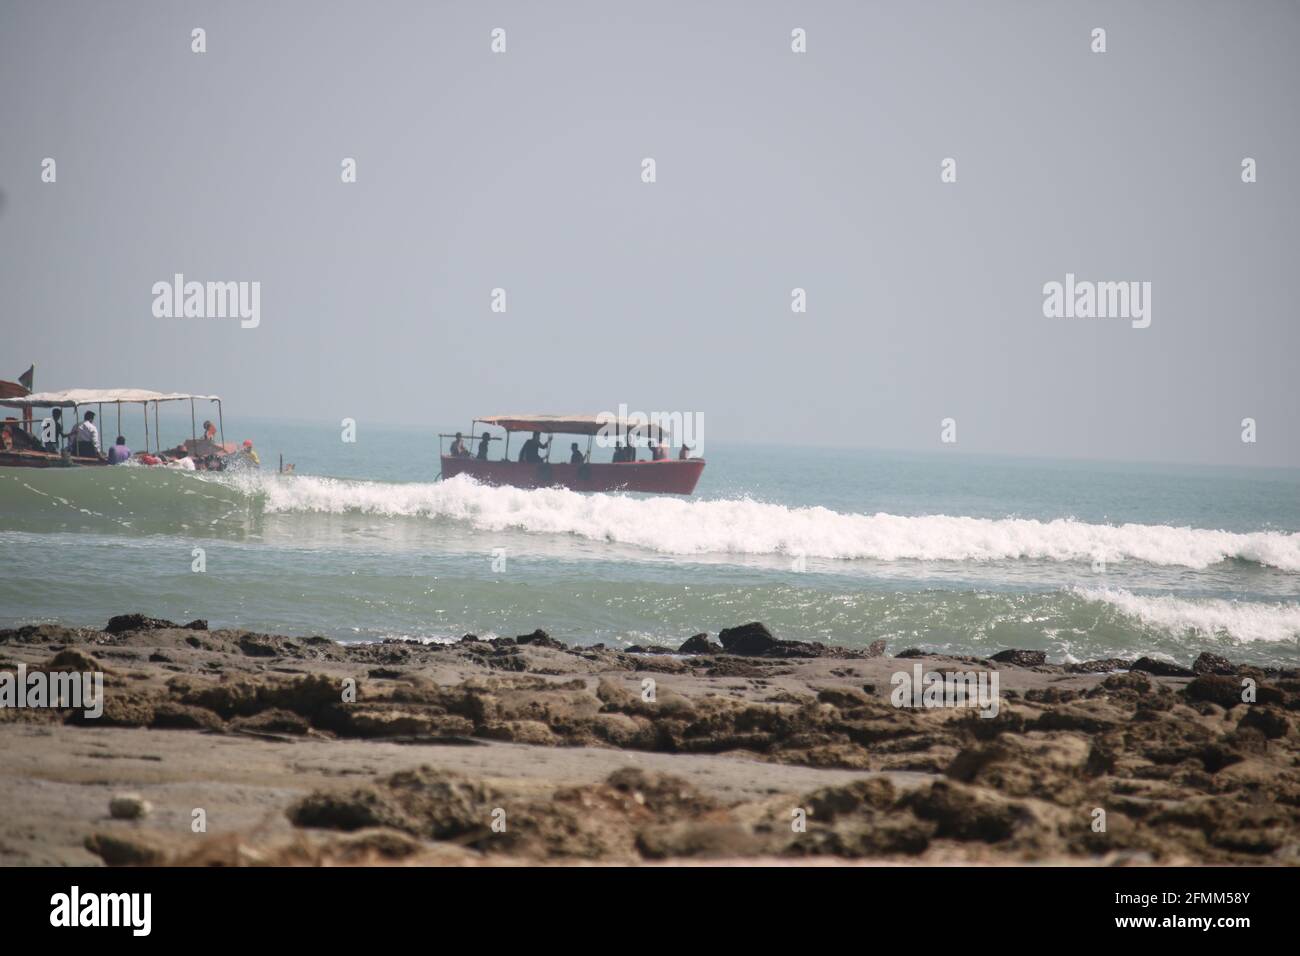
(0, 449), (108, 468)
(441, 456), (705, 494)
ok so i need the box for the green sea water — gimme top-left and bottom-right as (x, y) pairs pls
(2, 417), (1298, 666)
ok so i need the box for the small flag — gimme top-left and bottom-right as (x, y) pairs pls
(17, 365), (33, 392)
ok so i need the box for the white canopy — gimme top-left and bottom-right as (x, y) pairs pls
(477, 413), (670, 438)
(0, 388), (221, 409)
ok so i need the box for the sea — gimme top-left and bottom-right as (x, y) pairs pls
(2, 417), (1298, 667)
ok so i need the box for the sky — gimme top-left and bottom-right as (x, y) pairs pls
(1, 0), (1297, 467)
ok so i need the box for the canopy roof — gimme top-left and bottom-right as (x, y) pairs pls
(477, 414), (670, 438)
(0, 388), (221, 409)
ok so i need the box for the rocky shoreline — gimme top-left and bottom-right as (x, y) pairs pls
(1, 616), (1297, 866)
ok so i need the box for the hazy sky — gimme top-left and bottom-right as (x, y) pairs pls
(2, 1), (1297, 466)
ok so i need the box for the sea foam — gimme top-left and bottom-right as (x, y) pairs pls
(247, 474), (1300, 572)
(1076, 587), (1300, 644)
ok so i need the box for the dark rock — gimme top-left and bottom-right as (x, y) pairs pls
(85, 832), (169, 866)
(46, 648), (102, 672)
(515, 629), (565, 650)
(1199, 744), (1244, 774)
(1237, 705), (1289, 739)
(716, 622), (836, 659)
(678, 634), (721, 654)
(1185, 674), (1245, 709)
(232, 708), (311, 735)
(1192, 652), (1236, 676)
(237, 635), (278, 657)
(1129, 657), (1195, 678)
(104, 613), (179, 634)
(1066, 658), (1130, 674)
(149, 702), (224, 731)
(897, 648), (927, 659)
(816, 687), (872, 709)
(183, 619), (208, 630)
(906, 781), (1025, 843)
(865, 639), (887, 658)
(989, 649), (1047, 667)
(718, 622), (780, 656)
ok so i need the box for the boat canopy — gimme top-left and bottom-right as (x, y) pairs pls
(0, 388), (221, 409)
(477, 414), (669, 438)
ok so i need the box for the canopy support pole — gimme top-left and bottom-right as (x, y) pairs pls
(190, 399), (196, 443)
(143, 403), (149, 454)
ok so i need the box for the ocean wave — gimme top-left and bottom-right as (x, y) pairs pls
(1075, 587), (1300, 644)
(245, 473), (1300, 572)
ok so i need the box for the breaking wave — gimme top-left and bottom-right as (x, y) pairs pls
(1076, 587), (1300, 644)
(248, 473), (1300, 572)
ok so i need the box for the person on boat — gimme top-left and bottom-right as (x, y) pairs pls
(202, 420), (217, 441)
(612, 441), (625, 462)
(72, 411), (102, 458)
(107, 436), (131, 465)
(45, 408), (64, 452)
(519, 431), (550, 463)
(679, 444), (692, 460)
(449, 432), (470, 457)
(239, 439), (260, 467)
(166, 449), (196, 470)
(649, 439), (668, 461)
(476, 432), (491, 460)
(569, 442), (585, 465)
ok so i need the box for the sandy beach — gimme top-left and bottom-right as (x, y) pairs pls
(1, 616), (1296, 866)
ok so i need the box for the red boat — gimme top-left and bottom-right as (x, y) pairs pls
(440, 414), (705, 495)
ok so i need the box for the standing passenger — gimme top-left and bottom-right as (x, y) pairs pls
(72, 411), (101, 458)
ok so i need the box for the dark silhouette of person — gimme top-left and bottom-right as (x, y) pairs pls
(519, 431), (550, 463)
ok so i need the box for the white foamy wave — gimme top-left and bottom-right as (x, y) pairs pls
(243, 473), (1300, 571)
(1075, 587), (1300, 644)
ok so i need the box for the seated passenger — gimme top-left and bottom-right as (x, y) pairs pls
(107, 435), (131, 465)
(649, 439), (667, 461)
(449, 432), (470, 457)
(570, 442), (585, 465)
(476, 432), (491, 460)
(679, 444), (692, 460)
